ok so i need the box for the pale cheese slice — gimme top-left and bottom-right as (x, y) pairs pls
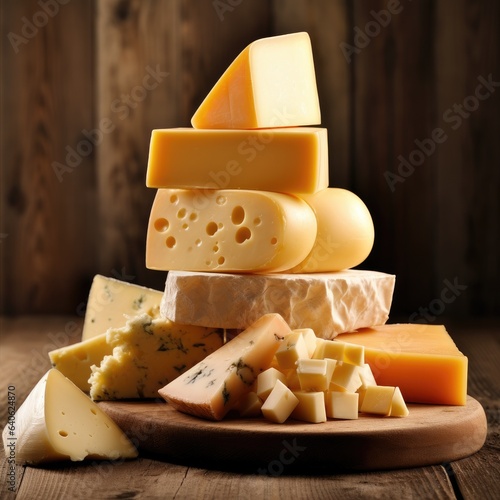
(82, 274), (162, 340)
(161, 270), (395, 339)
(158, 313), (292, 420)
(89, 314), (223, 400)
(1, 369), (137, 465)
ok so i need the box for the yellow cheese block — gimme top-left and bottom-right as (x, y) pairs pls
(191, 32), (321, 129)
(2, 369), (137, 464)
(89, 314), (223, 400)
(289, 188), (375, 272)
(49, 333), (112, 392)
(336, 324), (468, 405)
(82, 274), (162, 340)
(145, 127), (328, 194)
(158, 313), (292, 420)
(146, 188), (317, 273)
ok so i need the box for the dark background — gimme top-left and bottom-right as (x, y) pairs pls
(1, 0), (499, 321)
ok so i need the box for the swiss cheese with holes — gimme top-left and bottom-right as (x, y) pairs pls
(146, 188), (317, 273)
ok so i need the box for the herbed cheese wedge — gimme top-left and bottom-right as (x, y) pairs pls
(158, 313), (292, 420)
(82, 274), (162, 340)
(89, 314), (223, 400)
(1, 369), (137, 465)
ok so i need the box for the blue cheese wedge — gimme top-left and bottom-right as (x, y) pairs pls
(89, 314), (223, 400)
(82, 275), (163, 340)
(158, 313), (292, 420)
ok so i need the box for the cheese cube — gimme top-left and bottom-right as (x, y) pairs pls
(49, 333), (112, 392)
(330, 362), (362, 393)
(191, 32), (320, 129)
(236, 392), (263, 418)
(145, 128), (328, 194)
(360, 386), (395, 416)
(161, 270), (395, 339)
(326, 391), (359, 420)
(319, 339), (345, 361)
(2, 369), (137, 465)
(296, 359), (333, 392)
(82, 274), (162, 340)
(261, 380), (299, 424)
(256, 367), (287, 401)
(89, 314), (223, 400)
(288, 188), (374, 272)
(294, 328), (317, 357)
(275, 331), (310, 370)
(159, 314), (292, 420)
(291, 391), (327, 423)
(147, 189), (317, 273)
(390, 387), (410, 418)
(358, 363), (377, 390)
(341, 342), (365, 366)
(336, 324), (468, 405)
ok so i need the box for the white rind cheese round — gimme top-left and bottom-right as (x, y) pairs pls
(161, 270), (395, 339)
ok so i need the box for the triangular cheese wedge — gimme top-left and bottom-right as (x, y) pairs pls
(191, 32), (321, 129)
(1, 369), (137, 464)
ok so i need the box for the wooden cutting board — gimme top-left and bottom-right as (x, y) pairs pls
(99, 395), (487, 472)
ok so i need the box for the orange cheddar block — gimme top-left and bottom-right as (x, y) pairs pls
(145, 128), (328, 194)
(336, 324), (468, 405)
(191, 32), (320, 129)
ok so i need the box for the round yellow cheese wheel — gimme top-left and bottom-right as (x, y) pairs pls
(288, 188), (374, 272)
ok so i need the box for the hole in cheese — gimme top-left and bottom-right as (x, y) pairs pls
(59, 430), (68, 437)
(189, 213), (198, 221)
(170, 194), (178, 204)
(206, 222), (218, 236)
(235, 227), (251, 243)
(216, 196), (226, 205)
(213, 245), (219, 253)
(166, 236), (176, 248)
(254, 217), (262, 226)
(182, 223), (188, 230)
(271, 237), (278, 245)
(218, 256), (225, 265)
(177, 208), (187, 219)
(90, 408), (97, 415)
(195, 239), (202, 247)
(231, 206), (245, 225)
(154, 218), (169, 232)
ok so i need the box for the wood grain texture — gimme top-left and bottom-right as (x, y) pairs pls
(0, 0), (95, 314)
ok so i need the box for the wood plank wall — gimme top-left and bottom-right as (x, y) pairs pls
(1, 0), (499, 319)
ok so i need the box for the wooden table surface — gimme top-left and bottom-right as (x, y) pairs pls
(1, 316), (499, 499)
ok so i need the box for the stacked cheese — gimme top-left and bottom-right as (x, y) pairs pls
(144, 32), (395, 339)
